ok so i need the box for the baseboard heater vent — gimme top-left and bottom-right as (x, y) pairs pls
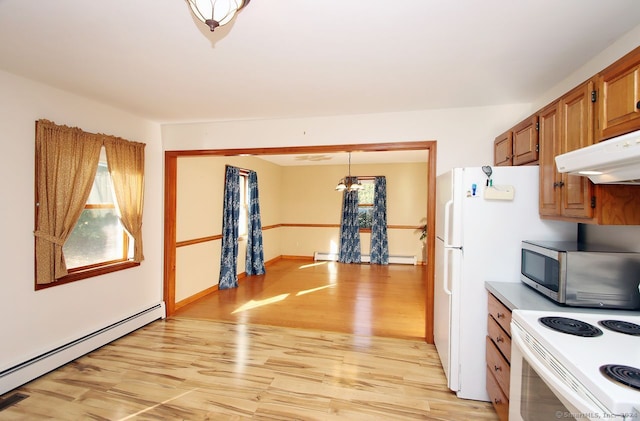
(314, 252), (416, 265)
(0, 302), (165, 395)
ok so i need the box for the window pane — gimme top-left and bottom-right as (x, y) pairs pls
(63, 208), (126, 269)
(358, 181), (375, 204)
(358, 207), (373, 228)
(239, 175), (248, 236)
(87, 163), (114, 204)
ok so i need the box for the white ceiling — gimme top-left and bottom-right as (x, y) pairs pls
(1, 1), (640, 125)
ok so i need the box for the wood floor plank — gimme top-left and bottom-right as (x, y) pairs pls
(1, 318), (498, 420)
(0, 260), (498, 419)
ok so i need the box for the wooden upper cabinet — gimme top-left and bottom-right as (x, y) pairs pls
(512, 115), (539, 165)
(539, 79), (640, 224)
(597, 46), (640, 141)
(494, 130), (512, 166)
(538, 101), (562, 217)
(539, 81), (595, 220)
(559, 81), (594, 219)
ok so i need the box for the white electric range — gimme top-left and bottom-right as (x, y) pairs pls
(509, 309), (640, 421)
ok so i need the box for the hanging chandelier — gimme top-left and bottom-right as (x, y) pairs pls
(186, 0), (251, 32)
(336, 152), (363, 192)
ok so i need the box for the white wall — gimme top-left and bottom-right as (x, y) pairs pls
(162, 104), (531, 175)
(0, 70), (164, 370)
(533, 24), (640, 115)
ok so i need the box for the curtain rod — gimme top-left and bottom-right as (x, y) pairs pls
(225, 164), (252, 175)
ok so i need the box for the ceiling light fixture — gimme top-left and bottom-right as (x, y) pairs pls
(336, 152), (363, 192)
(186, 0), (250, 32)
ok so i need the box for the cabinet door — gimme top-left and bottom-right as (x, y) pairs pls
(597, 46), (640, 141)
(494, 131), (513, 166)
(538, 102), (561, 216)
(560, 81), (594, 219)
(512, 115), (539, 165)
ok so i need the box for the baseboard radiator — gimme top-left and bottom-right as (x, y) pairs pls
(0, 302), (166, 395)
(314, 252), (416, 265)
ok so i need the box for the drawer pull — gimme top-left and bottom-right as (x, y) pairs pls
(496, 312), (505, 319)
(494, 365), (502, 372)
(494, 398), (502, 405)
(496, 335), (504, 343)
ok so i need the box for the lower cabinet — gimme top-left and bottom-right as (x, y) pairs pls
(486, 294), (512, 421)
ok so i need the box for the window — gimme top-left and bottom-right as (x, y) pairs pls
(238, 172), (248, 236)
(63, 149), (132, 269)
(357, 179), (375, 229)
(34, 119), (145, 288)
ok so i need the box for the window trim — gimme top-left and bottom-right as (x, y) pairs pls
(35, 260), (140, 290)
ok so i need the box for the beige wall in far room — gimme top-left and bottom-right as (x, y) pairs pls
(279, 162), (428, 260)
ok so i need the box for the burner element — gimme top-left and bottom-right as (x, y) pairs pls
(539, 316), (603, 337)
(600, 364), (640, 391)
(599, 320), (640, 336)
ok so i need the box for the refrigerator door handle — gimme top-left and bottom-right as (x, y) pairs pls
(443, 199), (454, 247)
(443, 247), (452, 296)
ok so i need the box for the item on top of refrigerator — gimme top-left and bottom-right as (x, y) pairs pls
(482, 165), (493, 186)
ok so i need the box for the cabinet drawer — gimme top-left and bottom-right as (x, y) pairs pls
(486, 366), (509, 421)
(486, 336), (510, 398)
(488, 294), (512, 336)
(487, 315), (511, 362)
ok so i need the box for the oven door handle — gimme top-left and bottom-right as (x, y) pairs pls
(511, 327), (610, 418)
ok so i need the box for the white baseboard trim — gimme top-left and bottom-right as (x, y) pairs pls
(313, 252), (416, 265)
(0, 302), (166, 395)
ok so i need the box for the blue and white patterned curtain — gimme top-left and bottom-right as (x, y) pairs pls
(219, 166), (240, 289)
(370, 176), (389, 265)
(338, 177), (361, 263)
(246, 171), (265, 276)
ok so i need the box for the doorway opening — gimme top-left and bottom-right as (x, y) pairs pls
(163, 141), (437, 343)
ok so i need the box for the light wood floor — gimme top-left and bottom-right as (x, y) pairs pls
(1, 318), (498, 420)
(0, 260), (499, 420)
(175, 259), (427, 340)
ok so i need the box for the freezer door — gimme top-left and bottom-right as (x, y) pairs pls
(435, 170), (452, 241)
(436, 168), (463, 247)
(433, 237), (461, 392)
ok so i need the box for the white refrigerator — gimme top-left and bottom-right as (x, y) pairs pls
(433, 166), (575, 401)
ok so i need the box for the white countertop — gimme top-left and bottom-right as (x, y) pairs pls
(485, 281), (640, 316)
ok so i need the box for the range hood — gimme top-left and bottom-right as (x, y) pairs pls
(555, 129), (640, 184)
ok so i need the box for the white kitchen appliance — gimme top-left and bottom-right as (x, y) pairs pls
(510, 309), (640, 420)
(555, 128), (640, 184)
(434, 166), (575, 401)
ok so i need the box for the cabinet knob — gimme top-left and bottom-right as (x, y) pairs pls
(553, 181), (565, 188)
(496, 335), (504, 343)
(494, 398), (502, 405)
(494, 365), (502, 372)
(496, 312), (505, 319)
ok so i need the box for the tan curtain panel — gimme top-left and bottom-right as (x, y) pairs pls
(34, 120), (102, 284)
(103, 137), (146, 262)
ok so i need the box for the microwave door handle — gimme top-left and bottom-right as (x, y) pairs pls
(511, 328), (606, 415)
(443, 199), (454, 247)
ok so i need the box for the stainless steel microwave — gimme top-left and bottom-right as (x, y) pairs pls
(520, 240), (640, 309)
